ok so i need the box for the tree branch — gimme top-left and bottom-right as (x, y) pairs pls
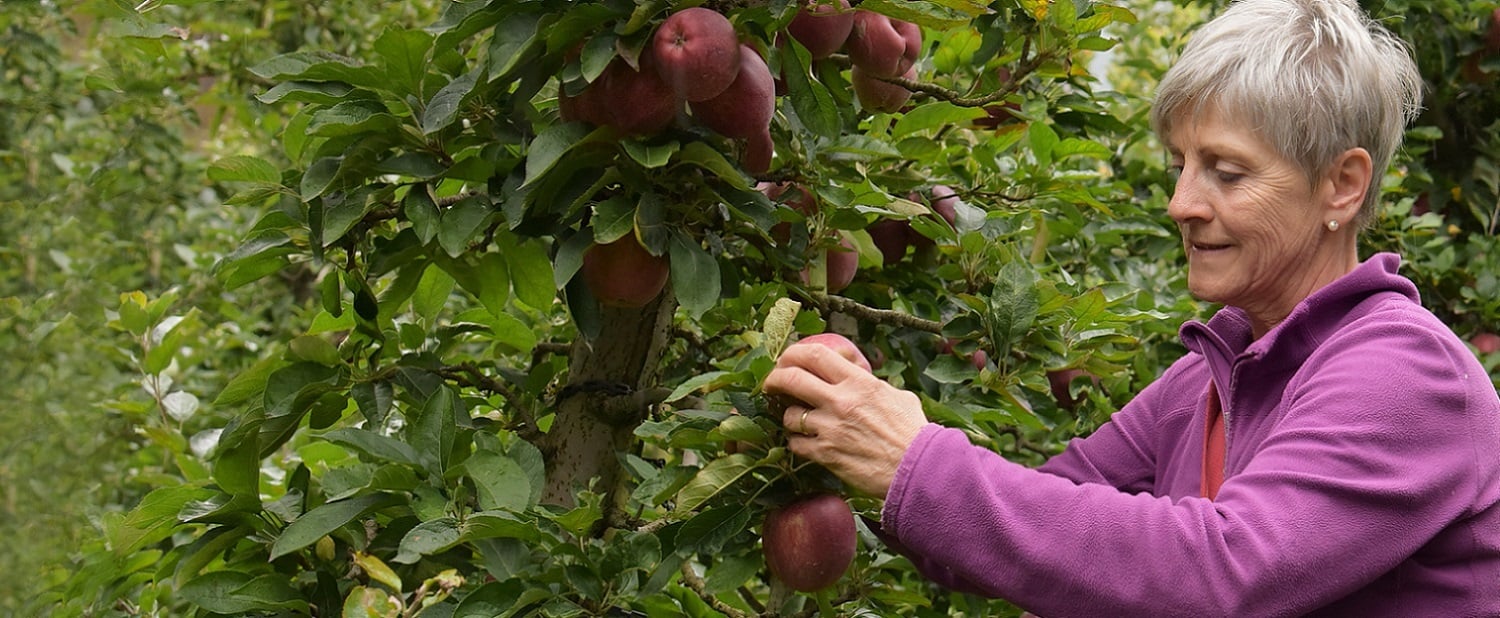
(679, 561), (750, 618)
(436, 363), (541, 441)
(883, 50), (1054, 108)
(803, 292), (943, 334)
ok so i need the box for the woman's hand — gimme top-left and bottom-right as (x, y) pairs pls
(762, 341), (929, 497)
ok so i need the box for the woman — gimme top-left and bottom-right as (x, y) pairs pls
(762, 0), (1500, 614)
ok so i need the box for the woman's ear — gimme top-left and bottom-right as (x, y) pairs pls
(1325, 147), (1373, 223)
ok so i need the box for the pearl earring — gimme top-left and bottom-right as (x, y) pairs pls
(1326, 220), (1340, 232)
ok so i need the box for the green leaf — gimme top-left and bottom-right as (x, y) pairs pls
(1028, 121), (1060, 169)
(988, 261), (1040, 352)
(108, 485), (216, 556)
(523, 122), (592, 188)
(117, 292), (150, 337)
(674, 505), (751, 555)
(463, 450), (532, 512)
(590, 195), (635, 245)
(300, 157), (342, 201)
(405, 184), (441, 245)
(374, 27), (434, 99)
(374, 152), (446, 179)
(669, 231), (720, 318)
(414, 262), (456, 323)
(487, 11), (549, 82)
(674, 454), (756, 514)
(451, 581), (521, 618)
(500, 234), (555, 311)
(666, 371), (732, 403)
(322, 428), (421, 466)
(923, 353), (978, 384)
(250, 51), (381, 88)
(208, 155), (281, 184)
(621, 140), (680, 169)
(409, 386), (458, 475)
(672, 141), (748, 188)
(270, 493), (402, 560)
(321, 192), (374, 246)
(394, 517), (462, 564)
(423, 65), (483, 135)
(780, 43), (840, 138)
(485, 311), (538, 354)
(438, 196), (493, 257)
(352, 380), (395, 426)
(256, 80), (356, 106)
(893, 102), (987, 138)
(308, 100), (399, 137)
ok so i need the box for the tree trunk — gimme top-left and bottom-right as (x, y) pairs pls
(541, 291), (676, 508)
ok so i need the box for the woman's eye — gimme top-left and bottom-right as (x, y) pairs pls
(1215, 170), (1243, 183)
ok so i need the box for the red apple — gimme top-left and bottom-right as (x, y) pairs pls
(744, 130), (775, 175)
(796, 332), (872, 372)
(762, 493), (857, 592)
(762, 182), (818, 245)
(581, 236), (670, 308)
(845, 11), (905, 77)
(1474, 332), (1500, 355)
(1047, 369), (1095, 410)
(786, 0), (855, 59)
(561, 56), (679, 136)
(653, 8), (742, 102)
(892, 18), (922, 74)
(690, 45), (775, 140)
(852, 63), (914, 113)
(800, 235), (858, 293)
(867, 218), (910, 266)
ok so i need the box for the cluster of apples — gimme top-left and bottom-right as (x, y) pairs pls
(781, 0), (922, 113)
(560, 7), (775, 173)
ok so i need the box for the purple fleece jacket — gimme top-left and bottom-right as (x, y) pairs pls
(880, 254), (1500, 616)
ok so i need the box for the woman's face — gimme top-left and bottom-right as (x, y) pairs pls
(1165, 109), (1356, 334)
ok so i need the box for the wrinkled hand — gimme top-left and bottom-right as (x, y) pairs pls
(762, 341), (929, 497)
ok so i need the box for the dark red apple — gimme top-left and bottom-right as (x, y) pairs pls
(653, 7), (742, 102)
(845, 11), (905, 77)
(796, 332), (872, 372)
(762, 493), (858, 592)
(867, 218), (910, 266)
(1047, 369), (1096, 410)
(892, 18), (922, 74)
(744, 130), (775, 175)
(851, 64), (914, 113)
(1474, 332), (1500, 355)
(582, 236), (670, 308)
(762, 182), (818, 245)
(786, 0), (855, 60)
(690, 45), (775, 140)
(562, 56), (679, 136)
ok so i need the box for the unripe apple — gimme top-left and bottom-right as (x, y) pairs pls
(796, 332), (872, 372)
(581, 236), (670, 308)
(691, 45), (775, 140)
(1474, 332), (1500, 355)
(851, 64), (914, 113)
(969, 349), (988, 370)
(786, 0), (855, 59)
(653, 7), (742, 102)
(845, 11), (905, 77)
(762, 493), (858, 592)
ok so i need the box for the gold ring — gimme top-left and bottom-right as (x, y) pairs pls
(798, 409), (811, 435)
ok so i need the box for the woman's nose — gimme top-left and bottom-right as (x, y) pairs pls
(1166, 170), (1209, 224)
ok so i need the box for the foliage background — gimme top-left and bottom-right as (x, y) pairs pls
(1, 0), (1495, 615)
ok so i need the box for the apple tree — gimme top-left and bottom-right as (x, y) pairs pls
(42, 0), (1498, 615)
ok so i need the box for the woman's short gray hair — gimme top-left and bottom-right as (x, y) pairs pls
(1151, 0), (1423, 230)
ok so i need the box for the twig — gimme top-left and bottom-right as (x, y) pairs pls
(804, 292), (943, 334)
(679, 561), (750, 618)
(882, 50), (1053, 108)
(436, 363), (541, 440)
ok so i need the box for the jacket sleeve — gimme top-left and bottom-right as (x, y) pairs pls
(869, 358), (1200, 595)
(879, 324), (1486, 616)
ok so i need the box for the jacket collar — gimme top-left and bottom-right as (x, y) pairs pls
(1179, 253), (1417, 401)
